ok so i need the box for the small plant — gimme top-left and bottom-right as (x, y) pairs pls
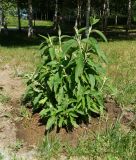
(38, 135), (62, 160)
(20, 106), (32, 119)
(0, 92), (10, 104)
(24, 18), (107, 130)
(10, 139), (23, 152)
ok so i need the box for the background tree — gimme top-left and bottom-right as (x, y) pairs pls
(17, 0), (21, 31)
(127, 0), (132, 33)
(86, 0), (91, 36)
(28, 0), (33, 37)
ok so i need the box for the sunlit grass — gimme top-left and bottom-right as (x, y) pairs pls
(37, 122), (136, 160)
(7, 16), (53, 28)
(0, 46), (40, 73)
(101, 40), (136, 107)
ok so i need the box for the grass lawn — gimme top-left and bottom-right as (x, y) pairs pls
(101, 40), (136, 107)
(0, 38), (136, 159)
(0, 46), (40, 74)
(7, 16), (53, 28)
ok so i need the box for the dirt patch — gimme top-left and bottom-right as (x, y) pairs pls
(0, 66), (24, 148)
(15, 102), (120, 145)
(0, 66), (37, 159)
(15, 101), (135, 148)
(16, 113), (45, 147)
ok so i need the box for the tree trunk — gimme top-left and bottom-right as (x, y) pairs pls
(115, 15), (118, 25)
(54, 0), (58, 30)
(75, 0), (82, 27)
(46, 1), (49, 20)
(0, 0), (2, 32)
(1, 8), (8, 35)
(126, 0), (132, 33)
(17, 0), (21, 31)
(86, 0), (91, 37)
(28, 0), (33, 37)
(103, 0), (110, 32)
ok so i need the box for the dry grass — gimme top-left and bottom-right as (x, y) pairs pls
(0, 46), (40, 74)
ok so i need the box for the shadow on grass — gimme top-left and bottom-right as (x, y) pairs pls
(1, 25), (136, 47)
(0, 29), (42, 47)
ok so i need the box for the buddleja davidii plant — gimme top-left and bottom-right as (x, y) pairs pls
(24, 17), (108, 130)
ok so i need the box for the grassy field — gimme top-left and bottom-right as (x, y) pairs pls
(0, 46), (40, 76)
(0, 37), (136, 159)
(101, 41), (136, 107)
(6, 16), (53, 28)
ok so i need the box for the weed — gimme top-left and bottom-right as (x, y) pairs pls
(10, 139), (24, 152)
(38, 134), (62, 160)
(0, 92), (10, 104)
(20, 106), (32, 119)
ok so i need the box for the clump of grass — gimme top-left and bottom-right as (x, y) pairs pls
(38, 135), (62, 160)
(10, 139), (24, 152)
(37, 122), (136, 160)
(0, 92), (10, 104)
(20, 106), (32, 119)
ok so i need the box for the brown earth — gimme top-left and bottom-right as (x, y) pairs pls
(0, 65), (135, 159)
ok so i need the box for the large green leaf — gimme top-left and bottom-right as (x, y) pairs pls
(46, 116), (56, 130)
(40, 108), (50, 118)
(58, 117), (64, 128)
(78, 27), (86, 34)
(49, 48), (55, 60)
(88, 74), (95, 90)
(75, 52), (84, 82)
(70, 117), (78, 128)
(91, 29), (107, 42)
(62, 39), (78, 56)
(33, 93), (42, 106)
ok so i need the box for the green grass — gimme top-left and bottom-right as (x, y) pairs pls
(7, 16), (53, 28)
(0, 92), (10, 104)
(37, 122), (136, 160)
(101, 41), (136, 107)
(0, 46), (40, 73)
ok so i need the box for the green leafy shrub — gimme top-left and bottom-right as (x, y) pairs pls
(24, 19), (107, 130)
